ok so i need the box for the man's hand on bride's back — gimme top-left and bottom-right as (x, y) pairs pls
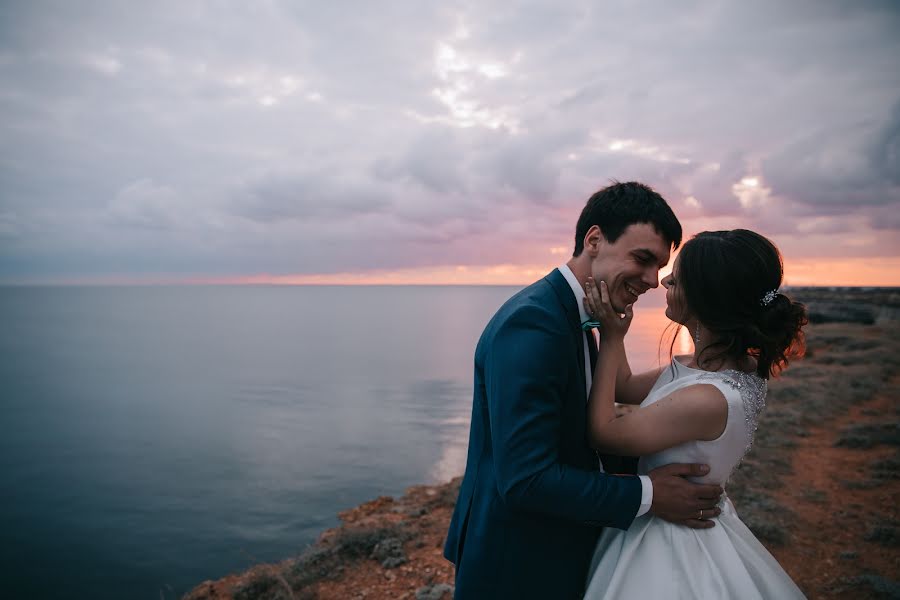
(647, 463), (723, 529)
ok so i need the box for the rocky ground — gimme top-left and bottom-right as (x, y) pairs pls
(184, 289), (900, 600)
(183, 480), (461, 600)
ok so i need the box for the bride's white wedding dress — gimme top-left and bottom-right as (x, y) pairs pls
(584, 357), (806, 599)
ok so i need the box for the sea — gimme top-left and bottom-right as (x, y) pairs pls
(0, 284), (687, 599)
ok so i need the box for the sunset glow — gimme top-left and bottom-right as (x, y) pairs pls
(782, 257), (900, 287)
(178, 256), (900, 287)
(190, 264), (559, 286)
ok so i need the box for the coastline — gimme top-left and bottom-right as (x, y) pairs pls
(185, 289), (900, 600)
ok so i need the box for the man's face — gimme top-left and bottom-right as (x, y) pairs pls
(588, 223), (672, 312)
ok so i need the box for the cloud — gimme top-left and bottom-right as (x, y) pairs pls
(871, 100), (900, 185)
(761, 102), (900, 210)
(372, 129), (468, 195)
(1, 0), (899, 281)
(230, 169), (393, 223)
(106, 179), (181, 229)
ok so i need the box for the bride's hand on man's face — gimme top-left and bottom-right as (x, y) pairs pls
(583, 278), (632, 339)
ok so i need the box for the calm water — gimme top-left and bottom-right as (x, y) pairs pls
(0, 284), (683, 599)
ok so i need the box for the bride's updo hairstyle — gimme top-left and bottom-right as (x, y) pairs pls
(677, 229), (808, 378)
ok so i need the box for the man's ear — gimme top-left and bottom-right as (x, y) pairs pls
(585, 225), (604, 256)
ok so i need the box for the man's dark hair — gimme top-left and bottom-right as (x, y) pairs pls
(573, 181), (682, 256)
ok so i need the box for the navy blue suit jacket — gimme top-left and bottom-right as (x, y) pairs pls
(444, 269), (642, 599)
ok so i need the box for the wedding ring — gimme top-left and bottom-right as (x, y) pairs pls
(698, 509), (704, 519)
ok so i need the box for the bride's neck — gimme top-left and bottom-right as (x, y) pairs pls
(692, 351), (742, 372)
(690, 322), (745, 372)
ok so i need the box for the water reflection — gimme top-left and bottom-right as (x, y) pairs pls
(429, 411), (472, 483)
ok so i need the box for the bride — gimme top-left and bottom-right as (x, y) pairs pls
(582, 229), (808, 599)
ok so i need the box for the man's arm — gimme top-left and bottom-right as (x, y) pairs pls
(486, 304), (642, 530)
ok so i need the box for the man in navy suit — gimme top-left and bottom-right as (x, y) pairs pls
(444, 182), (724, 598)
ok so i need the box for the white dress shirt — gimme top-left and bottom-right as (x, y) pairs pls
(558, 264), (653, 518)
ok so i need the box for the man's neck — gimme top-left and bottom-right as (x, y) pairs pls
(565, 256), (591, 288)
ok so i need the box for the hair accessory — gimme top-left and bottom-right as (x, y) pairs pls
(760, 289), (778, 307)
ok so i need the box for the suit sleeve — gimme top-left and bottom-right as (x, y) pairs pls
(486, 304), (641, 529)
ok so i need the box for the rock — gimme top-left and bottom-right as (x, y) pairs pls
(371, 536), (408, 569)
(415, 583), (454, 600)
(371, 536), (406, 561)
(382, 556), (408, 569)
(232, 571), (292, 600)
(391, 505), (429, 517)
(807, 303), (875, 325)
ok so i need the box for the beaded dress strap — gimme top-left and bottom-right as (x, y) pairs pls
(695, 370), (768, 456)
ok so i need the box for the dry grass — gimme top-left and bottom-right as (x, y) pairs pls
(728, 318), (900, 551)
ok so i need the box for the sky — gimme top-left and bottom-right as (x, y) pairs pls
(1, 0), (899, 286)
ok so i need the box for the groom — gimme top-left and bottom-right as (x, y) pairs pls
(444, 182), (724, 598)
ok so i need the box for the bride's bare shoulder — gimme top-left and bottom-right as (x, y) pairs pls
(667, 383), (730, 440)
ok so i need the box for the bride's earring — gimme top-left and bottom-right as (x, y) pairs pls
(694, 322), (701, 345)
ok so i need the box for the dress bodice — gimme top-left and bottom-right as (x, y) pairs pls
(586, 359), (806, 599)
(637, 357), (767, 486)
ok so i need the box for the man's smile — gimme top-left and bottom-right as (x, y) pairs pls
(624, 282), (643, 300)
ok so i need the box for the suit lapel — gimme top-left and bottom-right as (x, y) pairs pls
(545, 269), (587, 391)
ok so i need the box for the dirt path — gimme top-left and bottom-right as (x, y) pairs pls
(768, 382), (899, 598)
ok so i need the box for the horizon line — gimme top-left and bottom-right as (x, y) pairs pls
(2, 281), (899, 289)
(3, 256), (900, 287)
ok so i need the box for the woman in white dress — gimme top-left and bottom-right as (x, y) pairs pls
(582, 229), (808, 599)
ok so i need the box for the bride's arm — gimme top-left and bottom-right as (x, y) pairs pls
(613, 353), (666, 406)
(585, 279), (728, 456)
(590, 383), (729, 456)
